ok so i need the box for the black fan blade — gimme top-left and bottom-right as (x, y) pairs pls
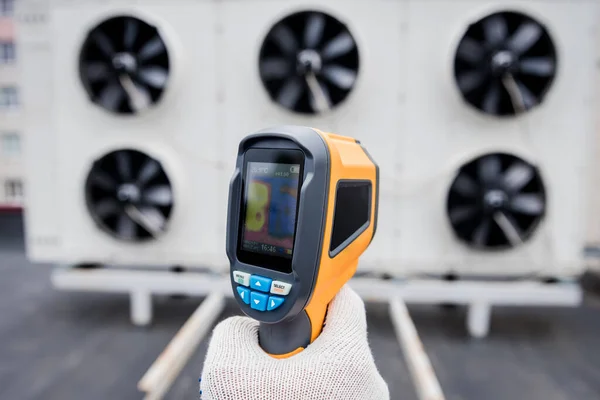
(321, 64), (357, 90)
(449, 205), (478, 224)
(90, 170), (118, 190)
(519, 57), (555, 77)
(84, 62), (110, 82)
(272, 24), (298, 55)
(260, 58), (290, 80)
(472, 218), (491, 247)
(503, 162), (534, 192)
(143, 185), (173, 206)
(481, 82), (501, 114)
(93, 31), (115, 58)
(137, 66), (168, 89)
(510, 193), (544, 215)
(304, 13), (325, 49)
(124, 18), (138, 50)
(136, 159), (160, 186)
(98, 83), (125, 111)
(478, 155), (501, 183)
(457, 69), (485, 93)
(115, 151), (132, 181)
(507, 22), (542, 55)
(116, 213), (137, 239)
(276, 77), (304, 109)
(483, 15), (508, 45)
(456, 37), (485, 64)
(94, 198), (120, 218)
(321, 32), (355, 60)
(453, 173), (479, 197)
(514, 78), (537, 109)
(138, 35), (165, 61)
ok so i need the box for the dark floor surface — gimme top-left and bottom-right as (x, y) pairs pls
(1, 212), (600, 400)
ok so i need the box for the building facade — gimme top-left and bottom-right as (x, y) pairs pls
(0, 0), (23, 208)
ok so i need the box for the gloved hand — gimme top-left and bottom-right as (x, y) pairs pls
(200, 285), (390, 400)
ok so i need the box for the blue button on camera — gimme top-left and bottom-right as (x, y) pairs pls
(267, 296), (285, 311)
(236, 286), (250, 305)
(250, 291), (269, 311)
(250, 275), (272, 293)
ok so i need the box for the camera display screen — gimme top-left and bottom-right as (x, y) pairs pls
(241, 161), (301, 259)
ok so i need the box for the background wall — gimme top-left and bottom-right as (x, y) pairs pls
(0, 0), (24, 209)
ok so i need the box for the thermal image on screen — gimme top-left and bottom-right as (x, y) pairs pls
(242, 162), (301, 258)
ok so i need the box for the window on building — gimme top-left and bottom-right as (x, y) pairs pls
(0, 0), (14, 16)
(0, 42), (15, 64)
(0, 86), (18, 109)
(1, 132), (20, 156)
(4, 179), (23, 202)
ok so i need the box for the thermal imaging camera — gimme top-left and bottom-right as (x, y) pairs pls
(226, 125), (379, 358)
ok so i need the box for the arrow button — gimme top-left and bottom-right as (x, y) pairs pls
(250, 291), (268, 311)
(267, 296), (285, 311)
(250, 275), (272, 293)
(236, 286), (250, 305)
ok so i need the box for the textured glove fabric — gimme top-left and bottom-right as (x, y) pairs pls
(200, 285), (390, 400)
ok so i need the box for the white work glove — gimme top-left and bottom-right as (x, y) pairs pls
(200, 285), (390, 400)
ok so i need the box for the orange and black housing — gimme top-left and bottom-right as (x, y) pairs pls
(226, 125), (379, 358)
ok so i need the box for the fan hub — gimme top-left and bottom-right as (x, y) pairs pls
(112, 52), (137, 74)
(483, 189), (508, 210)
(296, 49), (322, 74)
(117, 183), (141, 203)
(490, 50), (517, 75)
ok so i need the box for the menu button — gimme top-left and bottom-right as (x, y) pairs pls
(233, 271), (251, 287)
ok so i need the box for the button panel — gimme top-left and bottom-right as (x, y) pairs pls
(235, 273), (294, 312)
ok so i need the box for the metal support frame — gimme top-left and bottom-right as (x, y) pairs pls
(349, 277), (582, 338)
(52, 267), (582, 335)
(138, 292), (226, 400)
(50, 265), (583, 399)
(390, 298), (445, 400)
(51, 266), (230, 326)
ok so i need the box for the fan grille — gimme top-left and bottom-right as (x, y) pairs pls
(259, 11), (360, 114)
(446, 153), (546, 250)
(79, 16), (170, 114)
(453, 11), (557, 116)
(85, 149), (174, 242)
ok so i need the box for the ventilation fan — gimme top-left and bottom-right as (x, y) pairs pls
(453, 11), (557, 116)
(258, 10), (360, 114)
(447, 153), (546, 250)
(79, 16), (170, 114)
(20, 3), (228, 270)
(85, 149), (174, 241)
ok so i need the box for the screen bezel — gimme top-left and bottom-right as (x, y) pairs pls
(237, 148), (305, 273)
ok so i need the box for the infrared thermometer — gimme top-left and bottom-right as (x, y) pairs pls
(226, 125), (379, 358)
